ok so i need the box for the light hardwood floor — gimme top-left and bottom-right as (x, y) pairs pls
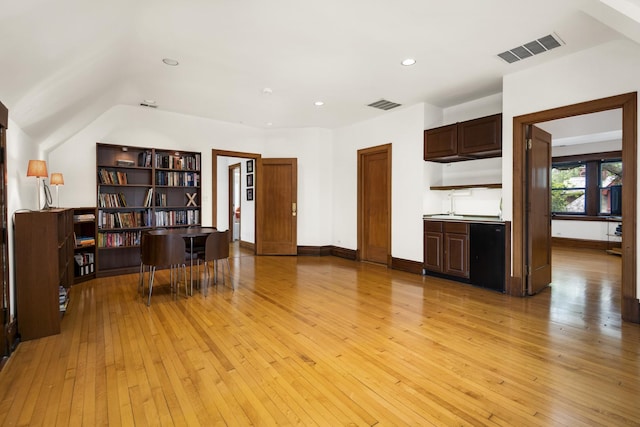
(0, 245), (638, 426)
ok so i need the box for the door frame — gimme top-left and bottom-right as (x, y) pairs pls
(228, 162), (240, 241)
(357, 143), (392, 266)
(512, 92), (639, 323)
(211, 150), (261, 247)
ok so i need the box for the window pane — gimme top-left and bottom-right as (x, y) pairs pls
(552, 189), (585, 213)
(600, 160), (622, 186)
(552, 164), (585, 189)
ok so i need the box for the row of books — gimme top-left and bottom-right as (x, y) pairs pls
(74, 213), (95, 222)
(74, 253), (95, 276)
(98, 192), (128, 208)
(155, 153), (201, 171)
(98, 230), (142, 248)
(75, 235), (95, 247)
(138, 151), (153, 168)
(155, 171), (200, 187)
(98, 210), (152, 229)
(98, 169), (128, 185)
(59, 286), (68, 313)
(155, 210), (200, 226)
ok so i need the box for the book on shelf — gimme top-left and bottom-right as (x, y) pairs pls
(75, 236), (95, 247)
(143, 188), (153, 207)
(98, 192), (127, 207)
(73, 213), (96, 222)
(138, 151), (152, 168)
(99, 169), (129, 185)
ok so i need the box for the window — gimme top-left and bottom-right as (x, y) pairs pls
(552, 163), (586, 214)
(552, 151), (622, 217)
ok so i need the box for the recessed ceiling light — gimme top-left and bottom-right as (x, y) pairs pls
(162, 58), (179, 66)
(314, 101), (324, 106)
(266, 122), (273, 127)
(143, 99), (156, 105)
(401, 58), (416, 66)
(263, 87), (273, 95)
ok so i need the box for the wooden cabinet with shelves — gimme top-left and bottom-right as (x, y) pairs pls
(14, 209), (74, 340)
(96, 143), (201, 277)
(424, 220), (469, 279)
(73, 207), (96, 283)
(424, 113), (502, 162)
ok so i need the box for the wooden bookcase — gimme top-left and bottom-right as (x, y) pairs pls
(96, 143), (201, 277)
(14, 209), (74, 340)
(73, 207), (97, 283)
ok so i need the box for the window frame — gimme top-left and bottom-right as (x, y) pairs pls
(551, 150), (622, 220)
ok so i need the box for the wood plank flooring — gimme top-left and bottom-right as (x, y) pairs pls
(0, 245), (638, 426)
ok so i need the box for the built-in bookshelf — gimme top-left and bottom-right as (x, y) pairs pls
(96, 143), (201, 277)
(73, 207), (96, 283)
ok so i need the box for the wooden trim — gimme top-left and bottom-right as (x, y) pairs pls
(552, 237), (616, 251)
(391, 257), (423, 275)
(211, 149), (261, 230)
(297, 246), (333, 256)
(513, 92), (637, 321)
(239, 240), (255, 252)
(0, 101), (7, 129)
(330, 246), (357, 260)
(552, 150), (621, 163)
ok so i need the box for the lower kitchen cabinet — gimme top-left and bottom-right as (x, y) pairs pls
(424, 219), (506, 292)
(424, 221), (469, 279)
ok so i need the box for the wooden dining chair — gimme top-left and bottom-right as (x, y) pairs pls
(141, 233), (187, 306)
(198, 230), (234, 295)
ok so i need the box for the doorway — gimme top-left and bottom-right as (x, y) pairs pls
(228, 163), (241, 241)
(357, 144), (391, 265)
(512, 92), (638, 323)
(212, 150), (260, 251)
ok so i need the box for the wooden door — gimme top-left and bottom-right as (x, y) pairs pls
(358, 144), (391, 265)
(526, 125), (552, 294)
(256, 158), (297, 255)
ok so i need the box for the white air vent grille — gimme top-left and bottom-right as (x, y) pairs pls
(498, 33), (563, 64)
(368, 99), (402, 111)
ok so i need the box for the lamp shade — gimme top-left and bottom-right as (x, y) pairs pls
(50, 173), (64, 185)
(27, 160), (48, 178)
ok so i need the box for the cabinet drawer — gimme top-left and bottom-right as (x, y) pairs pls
(444, 222), (468, 234)
(425, 221), (443, 232)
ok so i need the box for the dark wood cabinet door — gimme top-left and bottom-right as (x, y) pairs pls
(444, 232), (469, 278)
(424, 124), (457, 161)
(458, 113), (502, 157)
(424, 231), (443, 272)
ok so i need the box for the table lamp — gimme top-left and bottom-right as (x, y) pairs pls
(50, 172), (64, 208)
(26, 160), (48, 210)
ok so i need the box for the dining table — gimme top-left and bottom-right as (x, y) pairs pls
(148, 226), (217, 295)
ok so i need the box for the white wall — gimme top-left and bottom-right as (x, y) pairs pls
(503, 38), (640, 295)
(332, 103), (425, 261)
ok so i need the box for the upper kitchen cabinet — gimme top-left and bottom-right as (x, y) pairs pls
(424, 113), (502, 162)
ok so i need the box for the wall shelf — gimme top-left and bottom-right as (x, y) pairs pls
(430, 183), (502, 191)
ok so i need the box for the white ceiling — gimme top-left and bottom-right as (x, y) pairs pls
(1, 0), (638, 150)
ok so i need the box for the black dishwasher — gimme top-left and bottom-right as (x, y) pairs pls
(470, 223), (505, 292)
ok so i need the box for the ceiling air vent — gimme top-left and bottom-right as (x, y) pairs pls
(368, 99), (402, 111)
(498, 33), (564, 64)
(139, 102), (158, 108)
